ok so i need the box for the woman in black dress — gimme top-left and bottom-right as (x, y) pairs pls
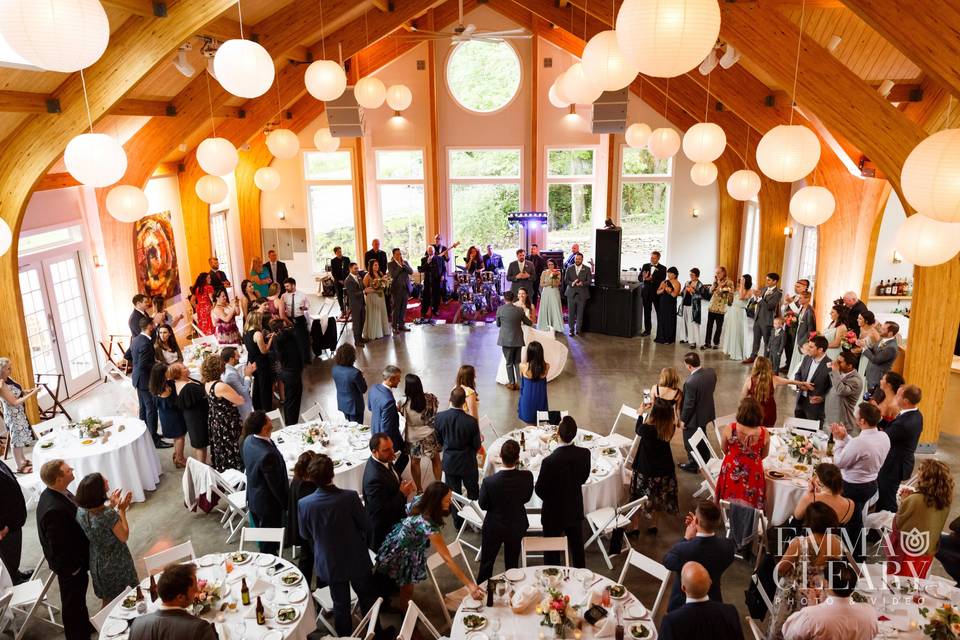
(631, 400), (679, 534)
(242, 310), (275, 412)
(148, 362), (187, 468)
(201, 354), (245, 472)
(171, 363), (209, 464)
(286, 451), (317, 586)
(654, 266), (681, 344)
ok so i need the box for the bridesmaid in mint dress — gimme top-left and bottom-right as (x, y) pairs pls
(536, 260), (565, 333)
(722, 274), (752, 361)
(518, 341), (549, 424)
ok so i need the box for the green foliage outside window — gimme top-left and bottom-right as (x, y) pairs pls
(450, 183), (520, 253)
(447, 41), (521, 113)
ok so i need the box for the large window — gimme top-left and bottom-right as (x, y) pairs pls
(449, 149), (522, 254)
(546, 148), (596, 258)
(741, 200), (760, 280)
(446, 41), (521, 113)
(209, 210), (232, 283)
(304, 150), (357, 271)
(619, 147), (671, 269)
(796, 225), (818, 286)
(375, 150), (425, 261)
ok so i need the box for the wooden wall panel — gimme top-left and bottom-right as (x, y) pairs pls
(756, 180), (790, 279)
(715, 151), (744, 275)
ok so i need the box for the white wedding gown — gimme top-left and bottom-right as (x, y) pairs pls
(496, 326), (568, 385)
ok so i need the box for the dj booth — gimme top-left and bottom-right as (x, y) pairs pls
(583, 226), (645, 338)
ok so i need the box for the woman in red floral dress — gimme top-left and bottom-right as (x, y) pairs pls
(716, 397), (770, 509)
(191, 272), (215, 336)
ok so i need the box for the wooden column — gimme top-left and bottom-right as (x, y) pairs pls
(605, 136), (617, 223)
(426, 38), (443, 239)
(530, 36), (540, 212)
(756, 179), (791, 279)
(714, 150), (744, 275)
(352, 138), (368, 260)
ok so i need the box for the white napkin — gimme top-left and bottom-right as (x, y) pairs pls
(510, 585), (540, 610)
(594, 617), (617, 637)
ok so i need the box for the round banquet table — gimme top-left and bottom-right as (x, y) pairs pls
(97, 551), (317, 640)
(483, 427), (626, 513)
(184, 343), (247, 380)
(272, 420), (370, 493)
(848, 571), (959, 638)
(450, 566), (657, 640)
(760, 429), (818, 526)
(496, 326), (568, 385)
(31, 416), (162, 502)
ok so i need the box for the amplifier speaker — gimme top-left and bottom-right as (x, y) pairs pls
(594, 228), (622, 287)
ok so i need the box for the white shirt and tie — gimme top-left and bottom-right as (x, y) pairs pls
(268, 261), (279, 283)
(832, 427), (891, 484)
(281, 290), (308, 319)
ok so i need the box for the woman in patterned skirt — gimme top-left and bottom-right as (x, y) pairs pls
(201, 354), (245, 472)
(716, 397), (770, 510)
(631, 400), (679, 535)
(0, 357), (40, 473)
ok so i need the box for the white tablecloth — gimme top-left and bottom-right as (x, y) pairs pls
(762, 431), (817, 526)
(98, 552), (317, 640)
(184, 343), (247, 380)
(450, 566), (657, 640)
(483, 427), (625, 513)
(496, 326), (568, 385)
(32, 417), (162, 502)
(272, 421), (370, 494)
(851, 572), (959, 638)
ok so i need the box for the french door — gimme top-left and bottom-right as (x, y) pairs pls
(18, 252), (100, 397)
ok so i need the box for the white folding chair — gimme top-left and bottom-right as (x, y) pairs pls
(300, 403), (325, 423)
(398, 600), (445, 640)
(266, 409), (285, 429)
(427, 541), (477, 627)
(747, 616), (765, 640)
(478, 415), (502, 439)
(618, 549), (670, 619)
(783, 417), (819, 435)
(0, 591), (13, 635)
(536, 410), (569, 427)
(584, 496), (648, 570)
(239, 527), (285, 557)
(312, 549), (374, 635)
(712, 413), (735, 448)
(750, 574), (774, 611)
(143, 541), (196, 576)
(450, 492), (485, 561)
(609, 404), (640, 437)
(689, 433), (719, 501)
(521, 536), (569, 567)
(90, 587), (132, 631)
(7, 558), (61, 640)
(351, 596), (382, 640)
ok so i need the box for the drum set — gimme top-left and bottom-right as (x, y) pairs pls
(454, 270), (502, 319)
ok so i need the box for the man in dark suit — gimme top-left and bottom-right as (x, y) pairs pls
(862, 321), (899, 395)
(332, 344), (367, 423)
(127, 293), (152, 340)
(241, 410), (289, 554)
(331, 246), (352, 320)
(477, 439), (534, 584)
(496, 291), (533, 390)
(207, 256), (232, 294)
(528, 244), (547, 305)
(131, 316), (168, 448)
(659, 562), (744, 640)
(388, 248), (413, 332)
(662, 501), (735, 612)
(876, 385), (924, 512)
(0, 456), (28, 584)
(679, 352), (717, 473)
(36, 460), (96, 640)
(299, 454), (379, 637)
(564, 252), (591, 336)
(344, 262), (367, 347)
(419, 246), (443, 319)
(535, 416), (591, 567)
(365, 239), (391, 318)
(362, 433), (415, 551)
(744, 272), (783, 364)
(842, 291), (870, 337)
(482, 244), (504, 272)
(368, 365), (407, 474)
(271, 319), (304, 427)
(640, 251), (667, 336)
(435, 387), (482, 529)
(130, 564), (218, 640)
(794, 335), (832, 423)
(506, 249), (537, 301)
(265, 248), (289, 289)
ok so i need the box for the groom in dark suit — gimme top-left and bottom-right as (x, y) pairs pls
(496, 292), (532, 390)
(344, 262), (366, 347)
(679, 352), (717, 473)
(794, 335), (832, 423)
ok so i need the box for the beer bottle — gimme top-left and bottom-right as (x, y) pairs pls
(148, 575), (158, 602)
(255, 596), (266, 625)
(241, 577), (251, 606)
(135, 586), (144, 601)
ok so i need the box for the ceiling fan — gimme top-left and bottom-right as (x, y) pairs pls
(396, 0), (531, 43)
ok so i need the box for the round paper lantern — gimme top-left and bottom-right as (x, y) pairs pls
(726, 169), (761, 201)
(195, 175), (228, 204)
(901, 128), (960, 223)
(790, 185), (836, 226)
(265, 129), (300, 160)
(314, 128), (340, 153)
(254, 167), (281, 191)
(755, 124), (821, 183)
(894, 213), (960, 266)
(625, 123), (652, 149)
(305, 60), (347, 101)
(197, 137), (239, 176)
(213, 39), (275, 99)
(553, 74), (575, 105)
(615, 0), (721, 78)
(354, 76), (387, 109)
(559, 63), (603, 105)
(105, 185), (149, 222)
(0, 0), (109, 72)
(64, 133), (127, 187)
(548, 83), (570, 109)
(386, 84), (413, 111)
(683, 122), (727, 163)
(581, 30), (639, 91)
(647, 127), (681, 159)
(690, 161), (718, 186)
(0, 219), (12, 258)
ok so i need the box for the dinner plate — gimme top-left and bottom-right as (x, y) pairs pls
(628, 621), (656, 639)
(197, 556), (217, 567)
(256, 554), (275, 567)
(103, 619), (127, 637)
(466, 633), (490, 640)
(278, 571), (303, 587)
(573, 568), (593, 582)
(230, 552), (253, 565)
(286, 587), (308, 603)
(461, 614), (487, 631)
(275, 606), (300, 625)
(609, 584), (629, 600)
(504, 568), (525, 582)
(262, 632), (283, 640)
(626, 602), (648, 619)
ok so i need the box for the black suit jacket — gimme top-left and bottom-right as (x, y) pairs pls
(880, 409), (923, 481)
(36, 488), (89, 576)
(845, 300), (869, 336)
(362, 458), (407, 550)
(272, 328), (303, 373)
(794, 355), (832, 399)
(479, 468), (533, 534)
(434, 408), (481, 478)
(266, 260), (288, 286)
(641, 262), (667, 296)
(660, 600), (744, 640)
(663, 535), (736, 611)
(130, 333), (155, 391)
(241, 436), (289, 521)
(680, 368), (717, 431)
(128, 309), (149, 339)
(331, 256), (351, 281)
(535, 444), (591, 529)
(0, 462), (26, 532)
(364, 249), (388, 275)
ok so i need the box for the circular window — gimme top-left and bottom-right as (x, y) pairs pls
(446, 40), (521, 113)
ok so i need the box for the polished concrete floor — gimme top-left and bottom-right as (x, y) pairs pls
(14, 319), (960, 639)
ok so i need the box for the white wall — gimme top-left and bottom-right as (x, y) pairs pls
(869, 190), (913, 314)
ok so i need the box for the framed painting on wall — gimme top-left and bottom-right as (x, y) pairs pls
(134, 211), (181, 299)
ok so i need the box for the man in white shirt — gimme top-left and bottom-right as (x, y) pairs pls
(281, 278), (312, 362)
(781, 561), (877, 640)
(220, 346), (256, 419)
(265, 249), (288, 287)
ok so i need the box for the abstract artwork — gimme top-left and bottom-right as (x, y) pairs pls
(134, 211), (180, 299)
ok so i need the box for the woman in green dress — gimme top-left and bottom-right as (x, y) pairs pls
(537, 259), (565, 333)
(75, 473), (138, 606)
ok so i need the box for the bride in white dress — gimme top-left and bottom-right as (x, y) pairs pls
(722, 274), (752, 361)
(362, 260), (392, 340)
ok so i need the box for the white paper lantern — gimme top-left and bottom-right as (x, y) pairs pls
(548, 83), (570, 109)
(647, 127), (681, 159)
(213, 39), (275, 99)
(625, 123), (652, 149)
(0, 0), (109, 73)
(559, 63), (603, 105)
(790, 186), (835, 226)
(105, 185), (149, 222)
(64, 133), (127, 187)
(755, 124), (821, 183)
(690, 161), (718, 186)
(305, 60), (347, 101)
(197, 137), (239, 177)
(265, 129), (300, 160)
(314, 128), (340, 153)
(581, 30), (639, 91)
(254, 167), (281, 191)
(0, 219), (12, 258)
(894, 213), (960, 266)
(901, 128), (960, 223)
(553, 74), (575, 105)
(386, 84), (413, 111)
(726, 169), (761, 201)
(683, 122), (727, 163)
(195, 175), (228, 204)
(354, 77), (387, 109)
(615, 0), (721, 78)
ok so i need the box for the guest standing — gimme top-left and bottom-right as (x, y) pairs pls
(261, 282), (287, 325)
(507, 249), (536, 301)
(679, 352), (717, 472)
(887, 459), (953, 578)
(722, 274), (752, 361)
(206, 256), (232, 293)
(477, 439), (534, 584)
(875, 371), (905, 425)
(496, 291), (532, 390)
(830, 403), (889, 543)
(823, 305), (849, 361)
(362, 433), (415, 552)
(455, 364), (480, 420)
(744, 272), (782, 364)
(434, 387), (482, 529)
(282, 277), (313, 362)
(238, 280), (261, 319)
(639, 251), (667, 337)
(154, 324), (183, 364)
(202, 354), (245, 472)
(654, 267), (681, 344)
(0, 445), (28, 584)
(149, 363), (187, 468)
(518, 341), (549, 425)
(680, 268), (707, 348)
(129, 564), (218, 640)
(715, 398), (769, 510)
(703, 266), (734, 350)
(877, 384), (924, 512)
(345, 262), (367, 346)
(823, 351), (863, 434)
(841, 292), (869, 337)
(248, 256), (272, 297)
(400, 374), (441, 492)
(271, 319), (304, 427)
(564, 252), (591, 336)
(862, 321), (899, 396)
(388, 248), (413, 332)
(265, 249), (288, 288)
(659, 562), (743, 640)
(793, 336), (832, 423)
(242, 310), (274, 412)
(240, 410), (289, 554)
(220, 346), (255, 420)
(535, 416), (591, 567)
(740, 356), (795, 427)
(537, 259), (565, 333)
(190, 273), (215, 336)
(211, 290), (242, 344)
(331, 246), (352, 319)
(369, 365), (407, 473)
(786, 291), (815, 378)
(287, 452), (316, 585)
(130, 317), (167, 449)
(171, 364), (209, 464)
(0, 358), (39, 473)
(662, 502), (735, 612)
(127, 293), (152, 340)
(332, 344), (367, 423)
(75, 473), (137, 606)
(631, 401), (679, 534)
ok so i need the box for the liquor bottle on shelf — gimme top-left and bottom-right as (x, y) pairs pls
(876, 280), (885, 296)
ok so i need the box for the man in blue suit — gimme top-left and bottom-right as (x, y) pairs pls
(659, 562), (743, 640)
(130, 316), (166, 448)
(241, 411), (289, 555)
(662, 501), (736, 612)
(299, 454), (378, 637)
(332, 344), (367, 423)
(434, 387), (482, 529)
(368, 365), (407, 474)
(477, 439), (533, 584)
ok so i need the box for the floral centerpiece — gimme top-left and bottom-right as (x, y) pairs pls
(301, 425), (327, 445)
(192, 578), (224, 615)
(73, 417), (106, 438)
(538, 588), (578, 638)
(919, 604), (959, 639)
(786, 433), (818, 465)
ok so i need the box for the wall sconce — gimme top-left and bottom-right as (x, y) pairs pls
(690, 208), (700, 218)
(277, 209), (286, 220)
(892, 250), (903, 264)
(783, 225), (794, 238)
(92, 254), (103, 268)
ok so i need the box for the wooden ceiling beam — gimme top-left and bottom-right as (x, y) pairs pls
(370, 0), (392, 12)
(870, 82), (924, 103)
(0, 91), (244, 118)
(102, 0), (167, 17)
(199, 16), (248, 41)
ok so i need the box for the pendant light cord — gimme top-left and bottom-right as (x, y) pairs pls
(788, 0), (806, 125)
(79, 69), (94, 134)
(704, 71), (712, 123)
(237, 0), (244, 39)
(319, 0), (327, 59)
(743, 124), (750, 169)
(663, 78), (670, 119)
(204, 71), (218, 137)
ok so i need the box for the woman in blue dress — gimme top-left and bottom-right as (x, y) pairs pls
(75, 473), (138, 607)
(149, 362), (187, 468)
(518, 341), (549, 424)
